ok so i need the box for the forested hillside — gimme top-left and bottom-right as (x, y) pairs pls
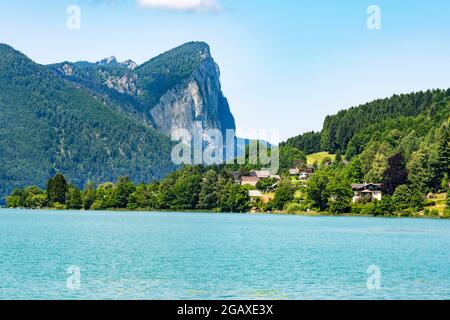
(283, 89), (450, 201)
(321, 90), (449, 153)
(0, 44), (176, 201)
(284, 90), (449, 161)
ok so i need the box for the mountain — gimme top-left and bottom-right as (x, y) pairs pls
(0, 42), (237, 202)
(48, 42), (236, 136)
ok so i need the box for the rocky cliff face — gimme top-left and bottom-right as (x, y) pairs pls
(49, 42), (236, 138)
(150, 55), (235, 136)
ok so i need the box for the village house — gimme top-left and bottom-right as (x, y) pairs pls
(241, 176), (260, 187)
(254, 170), (271, 179)
(289, 166), (314, 180)
(240, 170), (281, 187)
(351, 183), (383, 203)
(254, 170), (280, 180)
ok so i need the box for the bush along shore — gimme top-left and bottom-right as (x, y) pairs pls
(5, 159), (450, 219)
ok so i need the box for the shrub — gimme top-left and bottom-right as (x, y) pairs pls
(442, 208), (450, 218)
(328, 199), (351, 214)
(53, 202), (65, 210)
(357, 197), (395, 216)
(285, 202), (305, 214)
(350, 203), (364, 214)
(393, 185), (424, 211)
(430, 209), (440, 217)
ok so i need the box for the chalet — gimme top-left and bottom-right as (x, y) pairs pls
(290, 166), (314, 180)
(254, 170), (271, 179)
(351, 183), (383, 203)
(240, 170), (280, 187)
(253, 170), (280, 180)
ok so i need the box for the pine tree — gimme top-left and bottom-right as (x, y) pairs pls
(66, 186), (82, 210)
(434, 124), (450, 190)
(345, 157), (364, 183)
(82, 181), (96, 210)
(114, 176), (135, 209)
(47, 173), (68, 205)
(383, 153), (408, 195)
(198, 170), (219, 210)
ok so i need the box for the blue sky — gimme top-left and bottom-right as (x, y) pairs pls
(1, 0), (450, 142)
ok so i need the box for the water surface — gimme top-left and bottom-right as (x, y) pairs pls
(1, 209), (449, 300)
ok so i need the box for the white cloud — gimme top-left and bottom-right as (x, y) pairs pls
(136, 0), (220, 12)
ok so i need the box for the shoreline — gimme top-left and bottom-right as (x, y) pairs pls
(1, 207), (449, 220)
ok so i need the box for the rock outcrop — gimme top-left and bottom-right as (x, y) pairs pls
(49, 41), (236, 138)
(149, 52), (235, 136)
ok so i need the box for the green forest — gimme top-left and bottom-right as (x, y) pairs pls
(6, 169), (251, 213)
(0, 44), (177, 201)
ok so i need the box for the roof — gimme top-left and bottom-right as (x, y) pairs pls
(351, 183), (383, 191)
(249, 190), (263, 197)
(241, 176), (260, 183)
(289, 168), (300, 175)
(254, 170), (271, 179)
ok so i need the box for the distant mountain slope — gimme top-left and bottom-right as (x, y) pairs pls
(49, 42), (236, 136)
(283, 89), (450, 158)
(0, 43), (177, 200)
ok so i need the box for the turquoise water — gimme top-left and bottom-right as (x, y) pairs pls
(0, 209), (450, 300)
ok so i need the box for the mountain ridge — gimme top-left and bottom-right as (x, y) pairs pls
(283, 89), (450, 155)
(48, 41), (236, 136)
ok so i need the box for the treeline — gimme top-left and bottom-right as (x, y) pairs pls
(6, 167), (251, 213)
(281, 131), (322, 155)
(321, 90), (446, 153)
(286, 89), (450, 156)
(6, 153), (450, 217)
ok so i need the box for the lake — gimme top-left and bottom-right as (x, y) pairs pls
(0, 209), (449, 300)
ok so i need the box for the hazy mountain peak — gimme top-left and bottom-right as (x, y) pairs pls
(45, 41), (235, 136)
(97, 56), (118, 65)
